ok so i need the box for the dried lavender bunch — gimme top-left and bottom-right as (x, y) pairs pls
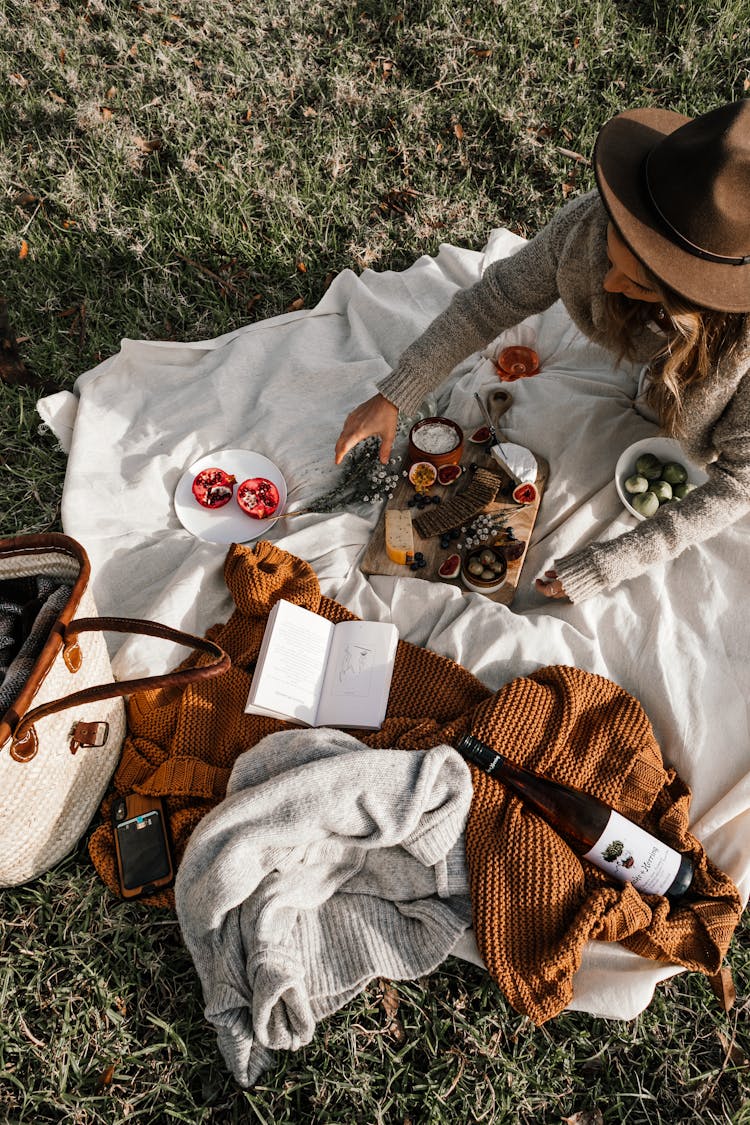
(307, 436), (402, 513)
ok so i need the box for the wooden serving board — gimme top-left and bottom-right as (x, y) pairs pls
(360, 389), (549, 605)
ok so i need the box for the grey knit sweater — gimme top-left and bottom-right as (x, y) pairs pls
(378, 191), (750, 601)
(174, 728), (473, 1087)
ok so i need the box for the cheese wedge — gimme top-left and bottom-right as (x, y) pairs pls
(490, 442), (538, 485)
(385, 509), (415, 565)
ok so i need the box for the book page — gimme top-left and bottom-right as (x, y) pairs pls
(244, 600), (334, 725)
(316, 619), (398, 729)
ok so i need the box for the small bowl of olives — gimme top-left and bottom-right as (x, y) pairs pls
(461, 545), (508, 594)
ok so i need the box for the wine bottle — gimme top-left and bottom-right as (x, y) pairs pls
(456, 732), (694, 899)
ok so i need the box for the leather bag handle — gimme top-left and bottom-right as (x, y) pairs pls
(8, 616), (230, 749)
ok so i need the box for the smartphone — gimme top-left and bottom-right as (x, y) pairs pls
(112, 793), (174, 899)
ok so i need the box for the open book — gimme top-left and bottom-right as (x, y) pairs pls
(244, 599), (399, 729)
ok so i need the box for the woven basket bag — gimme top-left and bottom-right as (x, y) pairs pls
(0, 534), (229, 887)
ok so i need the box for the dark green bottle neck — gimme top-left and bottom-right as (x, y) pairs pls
(455, 732), (508, 776)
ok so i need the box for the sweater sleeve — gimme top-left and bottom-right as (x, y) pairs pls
(376, 192), (600, 417)
(555, 367), (750, 602)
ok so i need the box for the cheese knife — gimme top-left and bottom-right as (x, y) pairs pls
(473, 392), (522, 486)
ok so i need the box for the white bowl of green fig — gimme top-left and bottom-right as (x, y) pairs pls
(615, 437), (708, 521)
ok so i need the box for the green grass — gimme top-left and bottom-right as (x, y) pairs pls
(2, 0), (750, 1120)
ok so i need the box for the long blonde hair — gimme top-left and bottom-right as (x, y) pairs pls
(603, 277), (747, 435)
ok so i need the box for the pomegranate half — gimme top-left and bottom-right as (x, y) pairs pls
(237, 476), (280, 519)
(192, 467), (236, 508)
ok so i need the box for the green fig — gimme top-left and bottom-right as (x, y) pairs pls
(650, 479), (673, 502)
(624, 474), (649, 495)
(635, 453), (663, 480)
(632, 491), (660, 518)
(661, 461), (688, 485)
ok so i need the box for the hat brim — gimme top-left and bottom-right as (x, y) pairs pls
(594, 107), (750, 313)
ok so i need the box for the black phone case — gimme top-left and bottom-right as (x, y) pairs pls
(112, 793), (175, 899)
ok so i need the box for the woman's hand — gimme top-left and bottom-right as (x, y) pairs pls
(335, 394), (399, 465)
(535, 568), (568, 599)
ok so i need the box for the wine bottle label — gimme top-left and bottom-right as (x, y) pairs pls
(583, 810), (681, 895)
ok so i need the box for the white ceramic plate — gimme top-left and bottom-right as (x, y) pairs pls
(615, 436), (708, 521)
(174, 449), (288, 544)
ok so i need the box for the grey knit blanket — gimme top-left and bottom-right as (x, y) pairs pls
(175, 728), (473, 1087)
(0, 576), (73, 715)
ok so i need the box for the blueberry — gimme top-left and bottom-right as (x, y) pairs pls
(418, 558), (427, 567)
(431, 495), (441, 504)
(414, 551), (424, 561)
(410, 561), (420, 570)
(450, 529), (460, 539)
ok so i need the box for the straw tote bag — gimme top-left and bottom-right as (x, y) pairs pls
(0, 534), (230, 887)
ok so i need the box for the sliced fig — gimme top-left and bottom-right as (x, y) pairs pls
(502, 540), (526, 561)
(192, 467), (236, 508)
(512, 482), (538, 505)
(438, 553), (461, 579)
(437, 463), (462, 485)
(236, 476), (280, 519)
(469, 425), (491, 444)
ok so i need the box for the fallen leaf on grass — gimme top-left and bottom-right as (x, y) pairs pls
(17, 1014), (45, 1048)
(0, 299), (33, 387)
(371, 57), (395, 80)
(286, 297), (305, 312)
(134, 135), (162, 154)
(562, 170), (577, 197)
(378, 979), (406, 1043)
(371, 187), (420, 219)
(717, 1030), (749, 1069)
(95, 1062), (117, 1090)
(19, 240), (28, 259)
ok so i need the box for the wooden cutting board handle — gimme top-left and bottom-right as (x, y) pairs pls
(486, 387), (513, 435)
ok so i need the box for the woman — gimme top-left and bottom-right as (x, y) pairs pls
(334, 100), (750, 602)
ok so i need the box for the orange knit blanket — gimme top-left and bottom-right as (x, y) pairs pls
(89, 541), (741, 1023)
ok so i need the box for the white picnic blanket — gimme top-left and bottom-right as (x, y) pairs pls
(38, 228), (750, 1021)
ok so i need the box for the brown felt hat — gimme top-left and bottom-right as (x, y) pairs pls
(594, 100), (750, 312)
